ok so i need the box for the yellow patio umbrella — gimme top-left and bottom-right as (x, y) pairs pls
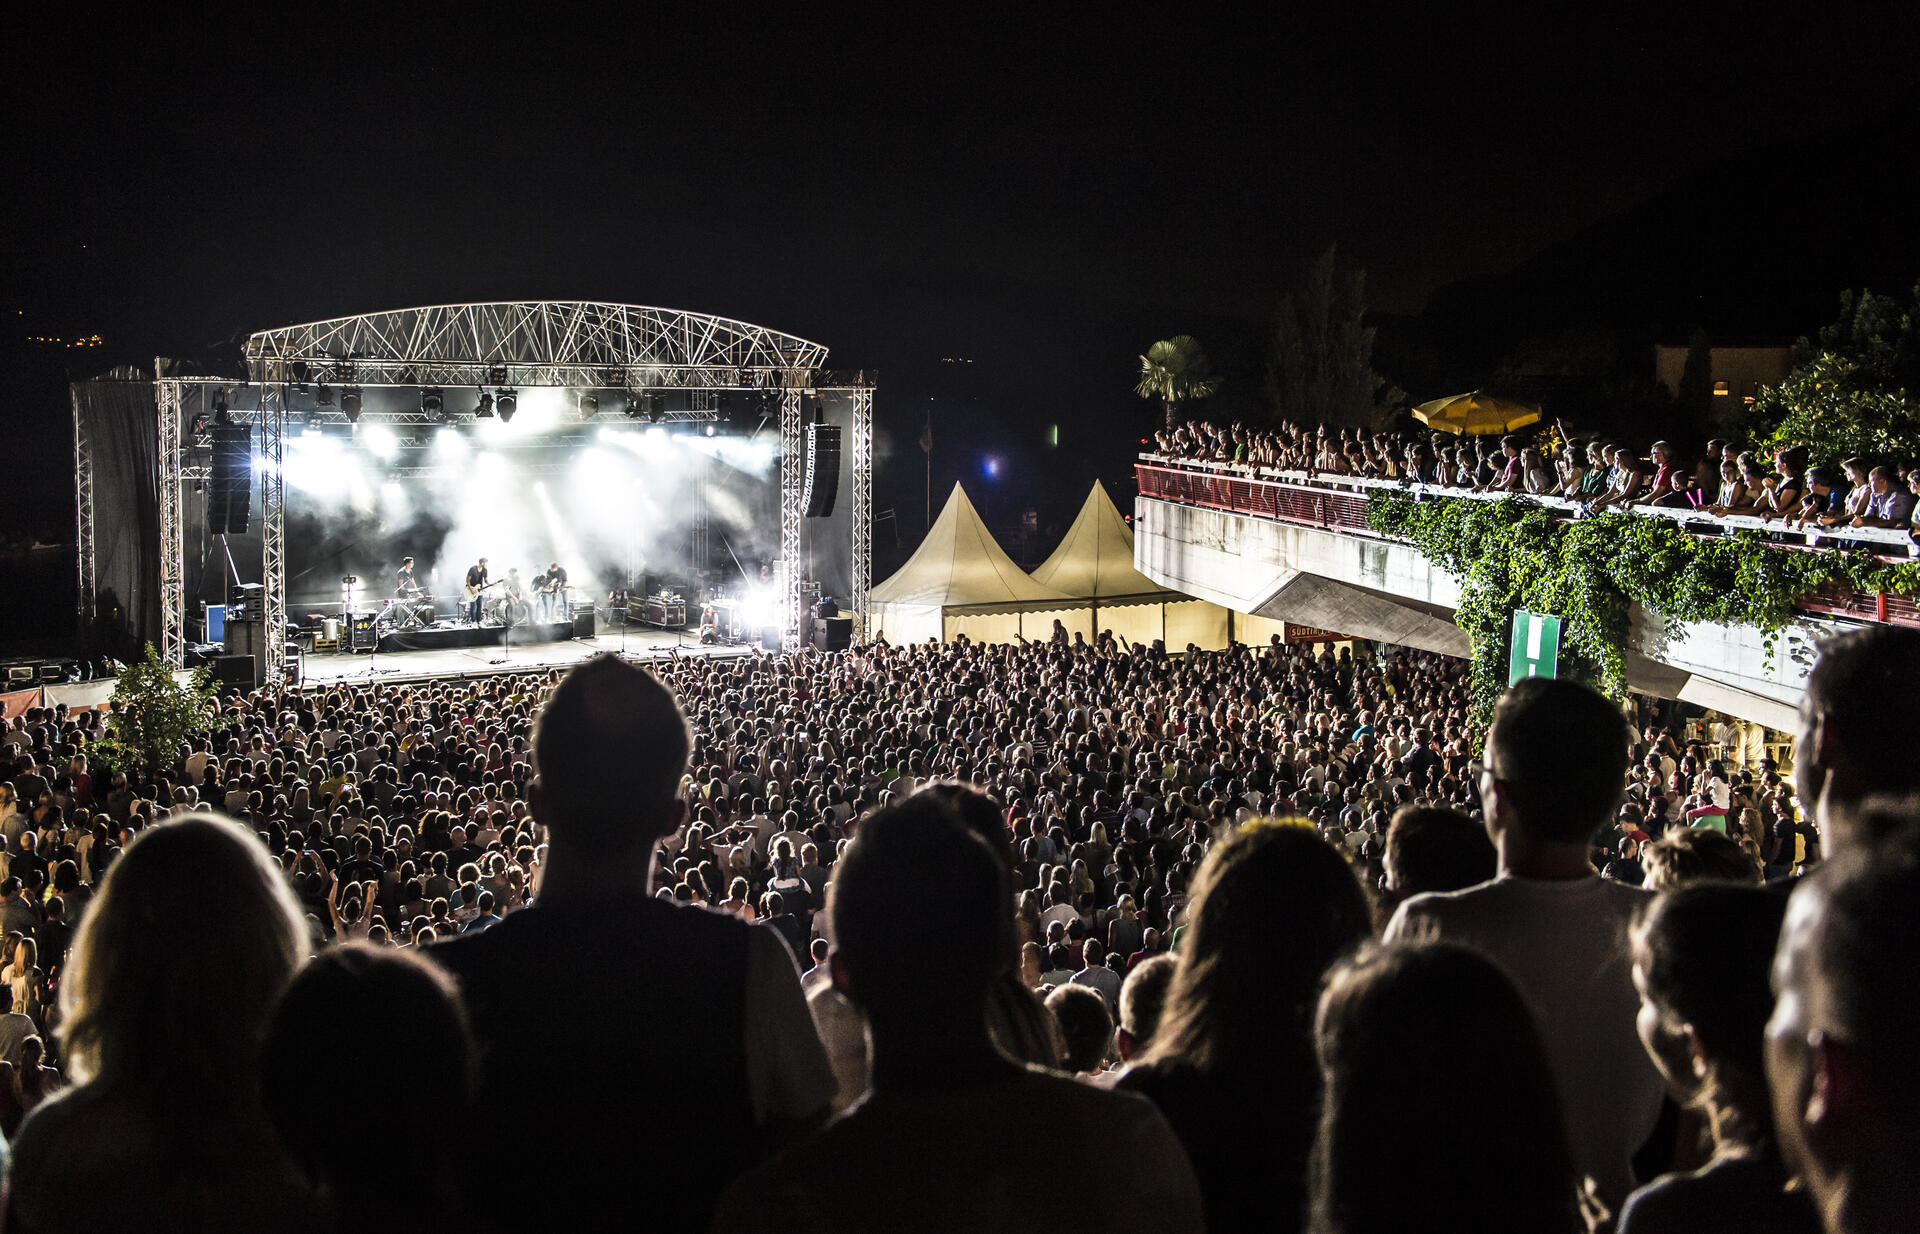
(1411, 391), (1543, 436)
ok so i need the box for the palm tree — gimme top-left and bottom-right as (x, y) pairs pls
(1136, 335), (1221, 430)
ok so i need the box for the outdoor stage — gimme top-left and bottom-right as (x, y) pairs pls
(296, 626), (751, 686)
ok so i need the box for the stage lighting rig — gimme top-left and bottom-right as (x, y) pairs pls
(341, 387), (363, 422)
(421, 388), (445, 420)
(623, 393), (643, 420)
(497, 390), (517, 422)
(474, 389), (496, 418)
(579, 391), (600, 418)
(315, 383), (334, 408)
(647, 393), (666, 423)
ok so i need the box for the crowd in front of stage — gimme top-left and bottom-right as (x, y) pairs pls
(0, 622), (1916, 1234)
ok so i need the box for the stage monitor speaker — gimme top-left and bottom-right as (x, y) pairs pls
(573, 610), (596, 639)
(812, 616), (853, 652)
(224, 617), (263, 661)
(208, 423), (253, 534)
(803, 423), (841, 518)
(211, 654), (256, 688)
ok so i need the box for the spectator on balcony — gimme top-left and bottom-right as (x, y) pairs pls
(1646, 441), (1679, 495)
(1575, 441), (1613, 502)
(1815, 458), (1874, 527)
(1548, 445), (1586, 499)
(1753, 447), (1808, 521)
(1789, 467), (1849, 529)
(1475, 435), (1526, 493)
(1588, 445), (1649, 513)
(1706, 459), (1754, 518)
(1693, 440), (1728, 494)
(1643, 469), (1705, 511)
(1849, 465), (1916, 529)
(1521, 447), (1557, 495)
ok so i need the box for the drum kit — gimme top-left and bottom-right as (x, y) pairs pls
(483, 594), (531, 626)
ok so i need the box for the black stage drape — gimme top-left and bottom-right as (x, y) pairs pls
(72, 372), (160, 660)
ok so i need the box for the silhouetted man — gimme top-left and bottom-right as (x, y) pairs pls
(1386, 677), (1663, 1212)
(1768, 814), (1920, 1233)
(711, 795), (1203, 1233)
(434, 655), (832, 1233)
(1793, 626), (1920, 853)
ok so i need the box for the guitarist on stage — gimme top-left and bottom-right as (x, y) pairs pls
(538, 560), (569, 620)
(464, 558), (491, 624)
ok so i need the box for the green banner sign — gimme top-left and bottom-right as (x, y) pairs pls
(1508, 610), (1561, 685)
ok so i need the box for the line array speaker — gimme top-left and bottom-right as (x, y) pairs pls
(208, 424), (253, 534)
(803, 423), (841, 518)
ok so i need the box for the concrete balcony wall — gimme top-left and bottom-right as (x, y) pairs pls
(1136, 495), (1839, 730)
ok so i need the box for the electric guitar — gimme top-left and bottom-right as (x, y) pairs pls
(463, 579), (505, 601)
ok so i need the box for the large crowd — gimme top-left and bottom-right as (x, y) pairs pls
(1153, 419), (1920, 541)
(0, 620), (1916, 1233)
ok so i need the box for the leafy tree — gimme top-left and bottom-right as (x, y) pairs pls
(1266, 244), (1403, 427)
(1136, 335), (1221, 430)
(1746, 283), (1920, 466)
(91, 644), (218, 778)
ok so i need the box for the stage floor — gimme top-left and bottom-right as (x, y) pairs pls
(298, 626), (750, 686)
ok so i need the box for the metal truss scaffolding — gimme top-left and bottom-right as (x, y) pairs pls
(130, 304), (872, 672)
(850, 388), (874, 642)
(72, 392), (96, 639)
(780, 388), (805, 651)
(259, 383), (287, 681)
(156, 377), (186, 667)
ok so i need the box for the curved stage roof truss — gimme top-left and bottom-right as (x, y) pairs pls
(244, 301), (831, 389)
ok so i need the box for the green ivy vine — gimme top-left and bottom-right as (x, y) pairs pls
(1366, 490), (1920, 723)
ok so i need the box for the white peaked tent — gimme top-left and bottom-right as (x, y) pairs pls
(1027, 481), (1231, 649)
(870, 483), (1078, 644)
(870, 480), (1234, 648)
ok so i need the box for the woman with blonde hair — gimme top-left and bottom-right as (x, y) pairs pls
(5, 813), (320, 1234)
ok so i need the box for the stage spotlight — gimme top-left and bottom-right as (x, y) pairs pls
(487, 365), (509, 385)
(704, 423), (716, 437)
(341, 387), (363, 421)
(315, 383), (334, 408)
(647, 393), (666, 423)
(624, 393), (643, 420)
(717, 393), (733, 421)
(474, 389), (495, 418)
(421, 388), (445, 419)
(580, 392), (600, 418)
(212, 391), (231, 424)
(497, 389), (517, 422)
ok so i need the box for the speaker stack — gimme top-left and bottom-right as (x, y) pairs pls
(803, 423), (841, 518)
(207, 424), (254, 534)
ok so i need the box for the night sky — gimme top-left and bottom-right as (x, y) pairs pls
(9, 10), (1917, 563)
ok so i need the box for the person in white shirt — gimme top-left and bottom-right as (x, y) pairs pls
(1386, 677), (1664, 1214)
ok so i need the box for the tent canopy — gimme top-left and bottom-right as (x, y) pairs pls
(871, 483), (1069, 607)
(1030, 480), (1176, 600)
